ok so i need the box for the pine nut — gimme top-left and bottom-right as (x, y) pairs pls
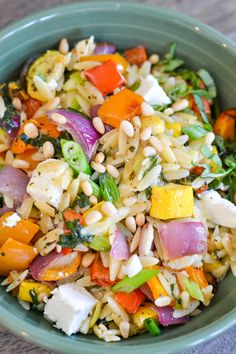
(123, 196), (137, 207)
(120, 120), (134, 137)
(12, 97), (22, 110)
(91, 161), (106, 173)
(154, 296), (172, 307)
(94, 152), (105, 164)
(141, 102), (154, 116)
(92, 117), (105, 134)
(125, 216), (136, 233)
(164, 107), (174, 115)
(180, 291), (190, 309)
(106, 164), (120, 178)
(12, 159), (30, 169)
(23, 123), (38, 139)
(81, 252), (96, 268)
(85, 210), (103, 225)
(81, 181), (93, 196)
(42, 141), (55, 158)
(101, 201), (117, 217)
(149, 54), (159, 64)
(172, 99), (189, 112)
(149, 136), (163, 152)
(132, 115), (141, 128)
(136, 213), (145, 227)
(89, 195), (97, 205)
(51, 112), (67, 125)
(59, 38), (69, 54)
(119, 321), (130, 339)
(142, 146), (156, 157)
(140, 127), (152, 141)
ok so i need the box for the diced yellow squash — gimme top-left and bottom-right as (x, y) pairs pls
(150, 183), (194, 220)
(165, 122), (182, 137)
(132, 303), (158, 329)
(212, 145), (218, 155)
(141, 115), (165, 135)
(203, 260), (222, 273)
(18, 280), (52, 303)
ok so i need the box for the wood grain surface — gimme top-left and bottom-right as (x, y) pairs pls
(0, 0), (236, 353)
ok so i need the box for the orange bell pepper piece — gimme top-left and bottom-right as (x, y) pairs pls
(147, 275), (168, 299)
(213, 109), (236, 141)
(185, 267), (208, 289)
(0, 238), (37, 276)
(98, 88), (143, 128)
(80, 54), (128, 70)
(22, 98), (42, 119)
(0, 212), (39, 247)
(39, 251), (81, 281)
(124, 46), (147, 66)
(90, 254), (116, 286)
(115, 289), (145, 314)
(11, 116), (60, 154)
(84, 59), (126, 96)
(190, 166), (204, 176)
(63, 208), (82, 223)
(16, 149), (39, 171)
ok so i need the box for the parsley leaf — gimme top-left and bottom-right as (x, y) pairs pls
(57, 219), (93, 249)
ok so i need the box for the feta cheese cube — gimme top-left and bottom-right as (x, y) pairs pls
(136, 74), (171, 106)
(44, 283), (97, 336)
(123, 254), (143, 278)
(3, 213), (21, 227)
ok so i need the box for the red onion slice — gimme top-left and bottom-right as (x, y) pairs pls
(110, 228), (130, 260)
(94, 43), (116, 54)
(157, 306), (189, 326)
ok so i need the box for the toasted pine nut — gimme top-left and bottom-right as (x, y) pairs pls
(142, 146), (156, 157)
(12, 97), (22, 110)
(89, 195), (98, 205)
(119, 321), (130, 339)
(81, 181), (93, 197)
(123, 196), (137, 207)
(181, 291), (190, 309)
(154, 296), (172, 307)
(85, 210), (103, 225)
(23, 123), (38, 139)
(121, 120), (134, 137)
(132, 115), (141, 128)
(101, 201), (117, 217)
(42, 141), (55, 158)
(140, 127), (152, 141)
(125, 216), (136, 233)
(93, 117), (105, 134)
(106, 164), (120, 178)
(12, 159), (30, 169)
(172, 99), (189, 112)
(59, 38), (69, 54)
(82, 252), (96, 268)
(164, 107), (174, 115)
(149, 136), (163, 152)
(91, 161), (106, 173)
(51, 112), (67, 124)
(141, 102), (154, 116)
(136, 213), (145, 227)
(149, 54), (159, 64)
(94, 152), (105, 164)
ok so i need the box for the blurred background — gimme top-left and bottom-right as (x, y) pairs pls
(0, 0), (236, 353)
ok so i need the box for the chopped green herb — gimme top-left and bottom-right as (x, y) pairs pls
(77, 193), (91, 208)
(144, 318), (161, 336)
(197, 69), (217, 99)
(130, 80), (140, 91)
(182, 124), (208, 140)
(145, 186), (152, 199)
(200, 144), (212, 159)
(99, 173), (120, 203)
(57, 218), (93, 249)
(193, 94), (209, 123)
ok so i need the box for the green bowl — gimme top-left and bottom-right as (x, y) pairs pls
(0, 2), (236, 353)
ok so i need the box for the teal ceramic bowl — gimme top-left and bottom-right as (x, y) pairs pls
(0, 2), (236, 353)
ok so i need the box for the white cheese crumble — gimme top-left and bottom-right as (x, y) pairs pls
(123, 254), (143, 278)
(3, 213), (21, 227)
(197, 190), (236, 228)
(135, 74), (171, 106)
(27, 159), (73, 209)
(44, 283), (97, 336)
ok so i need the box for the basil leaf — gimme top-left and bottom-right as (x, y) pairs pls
(188, 89), (213, 99)
(99, 173), (120, 203)
(193, 94), (209, 123)
(198, 69), (217, 99)
(200, 144), (212, 159)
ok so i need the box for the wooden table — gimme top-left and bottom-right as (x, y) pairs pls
(0, 0), (236, 353)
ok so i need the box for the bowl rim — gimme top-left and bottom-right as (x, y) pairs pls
(0, 1), (236, 353)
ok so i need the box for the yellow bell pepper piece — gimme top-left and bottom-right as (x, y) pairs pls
(141, 115), (165, 135)
(165, 122), (182, 137)
(150, 183), (194, 220)
(18, 280), (52, 302)
(132, 303), (158, 329)
(80, 54), (128, 70)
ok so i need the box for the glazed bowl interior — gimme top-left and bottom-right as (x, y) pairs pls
(0, 2), (236, 353)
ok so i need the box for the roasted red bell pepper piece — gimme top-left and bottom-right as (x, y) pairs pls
(84, 59), (126, 96)
(124, 46), (147, 66)
(90, 254), (116, 286)
(115, 289), (145, 314)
